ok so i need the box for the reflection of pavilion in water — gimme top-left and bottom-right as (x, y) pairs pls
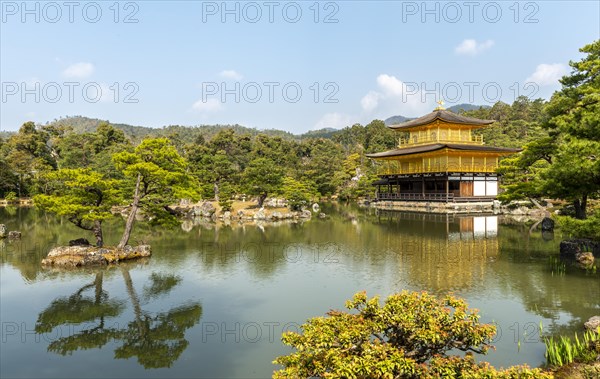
(376, 211), (499, 291)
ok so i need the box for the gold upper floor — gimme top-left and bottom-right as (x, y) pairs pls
(374, 151), (501, 175)
(397, 122), (484, 148)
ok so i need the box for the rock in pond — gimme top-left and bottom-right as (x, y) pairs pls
(254, 208), (266, 220)
(0, 224), (6, 238)
(41, 245), (152, 267)
(7, 231), (21, 240)
(299, 210), (312, 219)
(584, 316), (600, 332)
(541, 217), (555, 232)
(575, 252), (595, 267)
(194, 202), (216, 218)
(560, 239), (600, 258)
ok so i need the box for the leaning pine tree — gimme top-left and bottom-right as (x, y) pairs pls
(113, 138), (200, 249)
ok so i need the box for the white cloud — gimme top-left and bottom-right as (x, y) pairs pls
(62, 62), (95, 79)
(376, 74), (404, 96)
(314, 112), (353, 130)
(455, 39), (494, 56)
(192, 98), (224, 112)
(220, 70), (243, 80)
(360, 91), (381, 112)
(360, 74), (431, 116)
(525, 63), (568, 86)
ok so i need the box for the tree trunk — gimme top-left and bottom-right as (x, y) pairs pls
(121, 267), (144, 334)
(529, 197), (551, 217)
(257, 193), (267, 208)
(527, 197), (550, 236)
(574, 194), (587, 220)
(214, 182), (219, 202)
(92, 220), (104, 247)
(94, 272), (103, 304)
(118, 173), (142, 249)
(94, 272), (105, 327)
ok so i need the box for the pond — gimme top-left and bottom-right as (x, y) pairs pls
(1, 205), (598, 378)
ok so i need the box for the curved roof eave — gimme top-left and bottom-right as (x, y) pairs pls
(366, 144), (522, 158)
(388, 109), (494, 130)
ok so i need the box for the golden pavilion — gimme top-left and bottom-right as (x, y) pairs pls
(367, 105), (520, 202)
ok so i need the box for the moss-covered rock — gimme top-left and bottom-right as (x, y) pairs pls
(41, 245), (151, 267)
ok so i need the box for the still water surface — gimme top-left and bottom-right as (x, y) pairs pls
(1, 205), (598, 378)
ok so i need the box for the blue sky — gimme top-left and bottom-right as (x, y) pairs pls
(1, 0), (599, 133)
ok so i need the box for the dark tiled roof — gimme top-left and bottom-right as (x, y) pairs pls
(371, 179), (390, 185)
(366, 144), (521, 158)
(367, 144), (446, 158)
(388, 110), (494, 130)
(447, 144), (521, 153)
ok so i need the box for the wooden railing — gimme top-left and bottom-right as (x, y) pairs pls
(376, 193), (454, 202)
(398, 134), (483, 147)
(376, 164), (498, 175)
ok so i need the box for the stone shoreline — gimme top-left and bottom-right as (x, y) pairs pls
(162, 199), (320, 226)
(367, 199), (554, 217)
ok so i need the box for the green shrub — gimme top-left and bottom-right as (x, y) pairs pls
(4, 191), (17, 201)
(273, 291), (551, 378)
(558, 212), (600, 240)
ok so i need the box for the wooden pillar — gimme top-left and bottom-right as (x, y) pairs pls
(445, 177), (449, 199)
(422, 175), (425, 197)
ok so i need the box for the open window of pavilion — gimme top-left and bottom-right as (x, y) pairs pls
(366, 105), (521, 202)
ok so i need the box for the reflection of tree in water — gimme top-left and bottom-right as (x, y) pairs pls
(36, 272), (123, 354)
(490, 223), (598, 337)
(115, 268), (201, 369)
(143, 272), (182, 300)
(35, 268), (201, 369)
(498, 264), (599, 337)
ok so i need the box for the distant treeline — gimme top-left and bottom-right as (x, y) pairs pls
(3, 115), (338, 144)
